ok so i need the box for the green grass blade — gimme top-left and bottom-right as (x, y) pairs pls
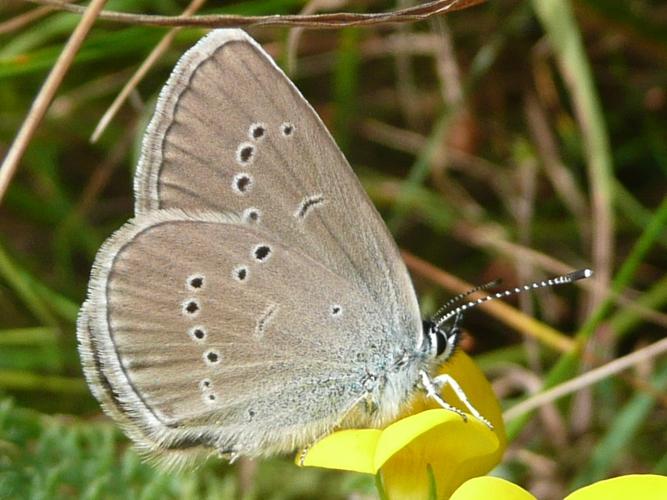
(570, 362), (667, 490)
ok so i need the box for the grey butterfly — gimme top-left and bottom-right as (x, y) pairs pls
(78, 29), (589, 469)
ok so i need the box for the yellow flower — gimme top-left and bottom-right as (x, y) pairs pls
(450, 476), (535, 500)
(298, 351), (506, 499)
(449, 474), (667, 500)
(564, 474), (667, 500)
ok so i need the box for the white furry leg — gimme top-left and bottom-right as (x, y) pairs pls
(419, 370), (494, 429)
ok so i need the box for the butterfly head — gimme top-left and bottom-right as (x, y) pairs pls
(422, 317), (461, 362)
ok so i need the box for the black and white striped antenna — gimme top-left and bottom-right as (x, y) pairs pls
(431, 278), (501, 324)
(433, 268), (593, 328)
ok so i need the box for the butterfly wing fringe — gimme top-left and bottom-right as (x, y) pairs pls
(78, 299), (218, 471)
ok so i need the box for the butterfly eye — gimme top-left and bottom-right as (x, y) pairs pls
(427, 325), (459, 361)
(434, 331), (447, 356)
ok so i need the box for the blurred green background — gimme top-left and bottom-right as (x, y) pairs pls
(0, 0), (665, 498)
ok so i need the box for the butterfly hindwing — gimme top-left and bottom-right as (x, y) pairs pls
(83, 209), (393, 466)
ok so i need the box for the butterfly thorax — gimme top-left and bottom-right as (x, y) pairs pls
(349, 318), (461, 428)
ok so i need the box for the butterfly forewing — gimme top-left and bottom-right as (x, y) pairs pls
(134, 30), (421, 340)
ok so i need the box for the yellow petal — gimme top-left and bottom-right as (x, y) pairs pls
(374, 409), (480, 470)
(380, 410), (500, 500)
(564, 474), (667, 500)
(450, 476), (537, 500)
(298, 429), (381, 474)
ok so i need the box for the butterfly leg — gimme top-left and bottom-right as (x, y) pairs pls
(419, 370), (494, 429)
(297, 445), (311, 466)
(419, 370), (468, 421)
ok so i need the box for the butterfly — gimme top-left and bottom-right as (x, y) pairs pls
(78, 29), (589, 470)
